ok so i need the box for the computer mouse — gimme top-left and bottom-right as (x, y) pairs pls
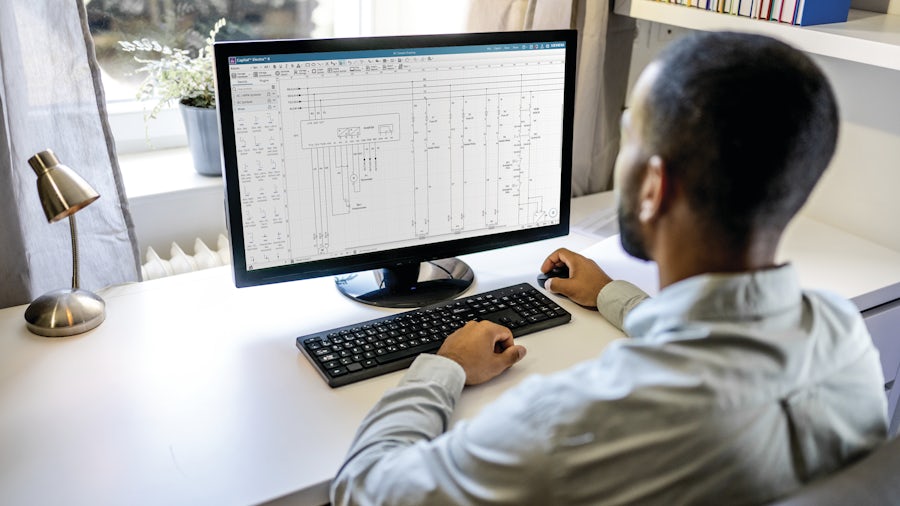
(537, 265), (569, 289)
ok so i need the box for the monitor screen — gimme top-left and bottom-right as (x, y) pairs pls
(214, 30), (576, 306)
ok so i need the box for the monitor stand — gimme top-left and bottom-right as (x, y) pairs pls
(334, 258), (474, 308)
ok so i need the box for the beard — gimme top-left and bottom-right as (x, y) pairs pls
(617, 198), (651, 261)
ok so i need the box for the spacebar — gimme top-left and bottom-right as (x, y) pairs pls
(375, 341), (443, 365)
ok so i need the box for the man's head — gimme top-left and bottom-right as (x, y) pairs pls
(614, 32), (839, 261)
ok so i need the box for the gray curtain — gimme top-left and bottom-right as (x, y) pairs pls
(0, 0), (140, 309)
(467, 0), (635, 196)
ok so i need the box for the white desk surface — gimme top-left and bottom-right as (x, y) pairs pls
(2, 192), (899, 506)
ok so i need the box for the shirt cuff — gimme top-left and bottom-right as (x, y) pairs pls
(597, 280), (650, 333)
(400, 353), (467, 398)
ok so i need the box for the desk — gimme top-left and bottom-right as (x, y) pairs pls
(2, 193), (900, 506)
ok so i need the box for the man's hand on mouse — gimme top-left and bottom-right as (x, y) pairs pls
(540, 248), (614, 307)
(438, 321), (526, 385)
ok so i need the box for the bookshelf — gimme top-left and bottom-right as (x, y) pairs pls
(614, 0), (900, 71)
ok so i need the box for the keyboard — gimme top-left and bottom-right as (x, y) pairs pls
(296, 283), (572, 387)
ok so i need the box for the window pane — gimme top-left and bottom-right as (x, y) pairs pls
(86, 0), (335, 102)
(87, 0), (469, 154)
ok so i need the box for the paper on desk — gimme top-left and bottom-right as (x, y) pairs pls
(579, 235), (660, 297)
(572, 206), (620, 239)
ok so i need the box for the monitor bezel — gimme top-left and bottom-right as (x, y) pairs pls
(214, 30), (577, 289)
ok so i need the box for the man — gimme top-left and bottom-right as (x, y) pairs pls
(331, 32), (888, 505)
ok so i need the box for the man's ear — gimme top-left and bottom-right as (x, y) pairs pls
(638, 155), (666, 223)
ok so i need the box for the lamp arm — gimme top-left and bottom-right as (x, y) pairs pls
(69, 214), (80, 290)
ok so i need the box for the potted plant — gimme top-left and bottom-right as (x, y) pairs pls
(118, 19), (226, 176)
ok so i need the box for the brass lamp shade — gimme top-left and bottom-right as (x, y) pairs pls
(28, 150), (99, 222)
(24, 149), (105, 337)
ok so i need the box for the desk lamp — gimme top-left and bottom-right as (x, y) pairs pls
(23, 149), (105, 337)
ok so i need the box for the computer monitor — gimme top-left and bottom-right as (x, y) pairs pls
(214, 30), (576, 307)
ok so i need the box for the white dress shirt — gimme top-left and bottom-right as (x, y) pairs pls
(331, 265), (888, 505)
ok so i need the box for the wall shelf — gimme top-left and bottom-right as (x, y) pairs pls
(614, 0), (900, 71)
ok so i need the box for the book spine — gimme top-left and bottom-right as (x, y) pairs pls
(739, 0), (754, 17)
(771, 0), (783, 20)
(761, 0), (773, 20)
(795, 0), (851, 26)
(780, 0), (798, 23)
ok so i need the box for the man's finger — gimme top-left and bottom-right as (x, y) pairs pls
(500, 344), (527, 367)
(541, 248), (571, 273)
(555, 248), (574, 267)
(492, 326), (515, 347)
(545, 276), (573, 295)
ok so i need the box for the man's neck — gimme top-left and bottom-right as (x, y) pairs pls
(652, 213), (782, 290)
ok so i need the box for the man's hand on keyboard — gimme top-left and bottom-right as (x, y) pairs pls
(437, 321), (527, 386)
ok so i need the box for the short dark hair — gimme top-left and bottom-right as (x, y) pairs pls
(643, 32), (838, 247)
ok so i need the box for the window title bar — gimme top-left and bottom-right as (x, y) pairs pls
(229, 42), (566, 65)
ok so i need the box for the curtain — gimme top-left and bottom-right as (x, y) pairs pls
(467, 0), (635, 196)
(0, 0), (140, 309)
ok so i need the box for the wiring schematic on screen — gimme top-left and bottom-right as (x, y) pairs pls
(229, 44), (566, 270)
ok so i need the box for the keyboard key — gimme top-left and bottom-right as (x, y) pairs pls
(328, 367), (348, 377)
(375, 341), (441, 365)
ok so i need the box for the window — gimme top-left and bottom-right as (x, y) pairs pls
(86, 0), (469, 154)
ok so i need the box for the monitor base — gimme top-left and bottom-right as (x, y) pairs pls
(334, 258), (474, 308)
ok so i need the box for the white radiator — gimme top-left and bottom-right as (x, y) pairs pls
(141, 234), (231, 280)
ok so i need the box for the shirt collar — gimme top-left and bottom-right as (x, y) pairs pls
(623, 264), (802, 339)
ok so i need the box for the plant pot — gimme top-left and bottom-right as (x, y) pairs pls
(179, 103), (222, 176)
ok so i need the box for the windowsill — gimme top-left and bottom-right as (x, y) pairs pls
(119, 147), (223, 200)
(119, 147), (228, 258)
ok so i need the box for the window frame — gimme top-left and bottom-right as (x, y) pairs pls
(101, 0), (469, 156)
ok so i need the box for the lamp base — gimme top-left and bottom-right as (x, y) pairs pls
(24, 288), (105, 337)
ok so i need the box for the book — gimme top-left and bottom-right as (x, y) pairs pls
(757, 0), (772, 20)
(795, 0), (851, 25)
(771, 0), (783, 20)
(658, 0), (851, 26)
(780, 0), (799, 23)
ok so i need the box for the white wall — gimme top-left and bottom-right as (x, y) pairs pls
(852, 0), (900, 14)
(803, 55), (900, 253)
(626, 21), (900, 252)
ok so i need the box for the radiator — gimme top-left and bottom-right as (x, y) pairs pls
(141, 234), (231, 280)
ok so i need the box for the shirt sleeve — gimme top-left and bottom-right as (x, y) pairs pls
(330, 354), (554, 505)
(596, 280), (650, 333)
